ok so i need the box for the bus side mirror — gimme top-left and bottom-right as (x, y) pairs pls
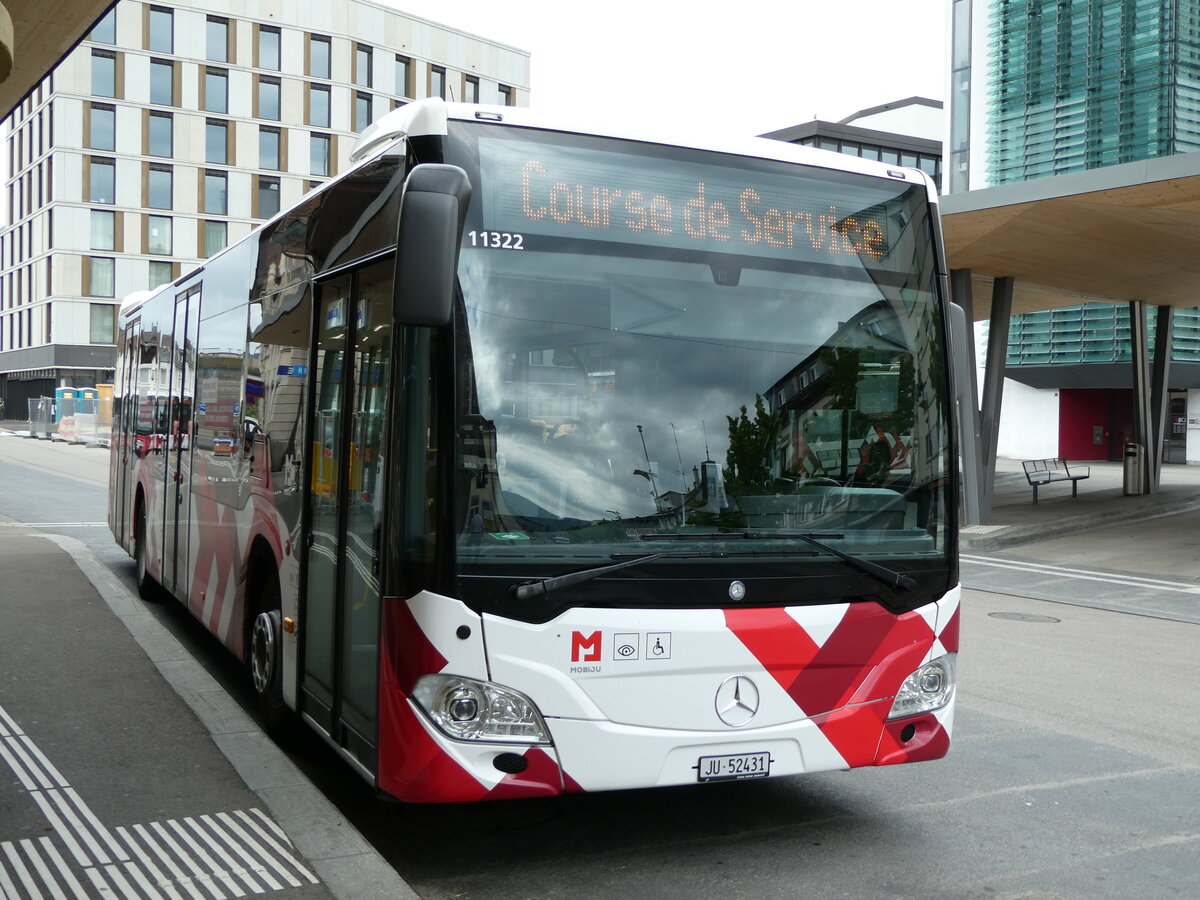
(394, 164), (472, 327)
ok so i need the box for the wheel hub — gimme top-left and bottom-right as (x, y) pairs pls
(251, 610), (280, 695)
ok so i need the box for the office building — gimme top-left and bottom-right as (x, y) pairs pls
(762, 97), (943, 189)
(0, 0), (530, 414)
(950, 0), (1200, 463)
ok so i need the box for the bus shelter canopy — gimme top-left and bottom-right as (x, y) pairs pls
(0, 0), (112, 120)
(940, 151), (1200, 321)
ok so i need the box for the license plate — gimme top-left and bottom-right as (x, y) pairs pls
(697, 751), (771, 782)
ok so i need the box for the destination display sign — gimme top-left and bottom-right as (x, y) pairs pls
(477, 137), (915, 268)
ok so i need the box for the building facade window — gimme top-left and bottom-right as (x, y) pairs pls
(354, 92), (371, 132)
(258, 77), (281, 120)
(88, 259), (115, 298)
(309, 85), (330, 127)
(259, 127), (281, 170)
(207, 16), (229, 62)
(148, 165), (172, 209)
(355, 44), (373, 87)
(257, 176), (280, 218)
(91, 210), (115, 250)
(310, 133), (330, 176)
(148, 6), (173, 53)
(205, 119), (227, 164)
(91, 8), (116, 44)
(89, 158), (115, 203)
(430, 66), (446, 100)
(465, 76), (480, 104)
(90, 303), (115, 342)
(396, 55), (412, 98)
(204, 68), (228, 113)
(499, 84), (515, 106)
(204, 171), (227, 214)
(92, 51), (117, 98)
(203, 220), (227, 257)
(89, 103), (115, 150)
(150, 59), (174, 105)
(148, 111), (172, 157)
(310, 35), (331, 78)
(258, 26), (281, 70)
(147, 215), (172, 255)
(149, 260), (173, 289)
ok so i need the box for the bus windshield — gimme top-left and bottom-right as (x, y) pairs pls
(446, 124), (952, 607)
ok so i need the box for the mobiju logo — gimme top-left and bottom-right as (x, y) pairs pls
(571, 630), (602, 662)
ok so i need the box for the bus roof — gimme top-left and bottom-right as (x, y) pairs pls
(353, 99), (939, 201)
(120, 100), (938, 320)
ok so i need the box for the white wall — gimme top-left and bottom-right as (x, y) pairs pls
(1187, 389), (1200, 464)
(990, 376), (1060, 459)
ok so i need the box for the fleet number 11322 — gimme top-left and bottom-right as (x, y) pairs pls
(468, 230), (525, 250)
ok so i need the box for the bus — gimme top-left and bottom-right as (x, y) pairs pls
(109, 98), (964, 803)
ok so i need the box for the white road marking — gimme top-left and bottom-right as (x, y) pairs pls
(37, 838), (89, 900)
(0, 524), (107, 528)
(0, 703), (319, 899)
(962, 553), (1200, 594)
(19, 839), (70, 900)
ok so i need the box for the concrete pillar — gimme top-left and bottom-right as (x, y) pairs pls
(1129, 300), (1153, 494)
(978, 276), (1013, 521)
(1150, 305), (1174, 488)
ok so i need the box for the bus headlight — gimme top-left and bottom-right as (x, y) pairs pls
(412, 675), (551, 744)
(887, 653), (956, 720)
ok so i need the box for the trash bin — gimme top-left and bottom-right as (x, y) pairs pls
(1123, 442), (1145, 495)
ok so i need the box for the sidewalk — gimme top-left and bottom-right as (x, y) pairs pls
(960, 457), (1200, 551)
(0, 444), (415, 900)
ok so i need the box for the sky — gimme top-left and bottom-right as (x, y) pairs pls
(382, 0), (948, 138)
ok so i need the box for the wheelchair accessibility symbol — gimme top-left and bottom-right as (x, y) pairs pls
(647, 633), (672, 659)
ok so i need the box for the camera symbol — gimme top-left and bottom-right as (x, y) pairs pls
(617, 643), (636, 657)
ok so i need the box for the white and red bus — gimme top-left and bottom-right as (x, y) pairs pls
(109, 99), (963, 803)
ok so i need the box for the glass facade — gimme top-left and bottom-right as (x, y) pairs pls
(992, 1), (1200, 367)
(989, 0), (1200, 184)
(1006, 303), (1200, 366)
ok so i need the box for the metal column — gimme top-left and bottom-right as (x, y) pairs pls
(1150, 305), (1174, 489)
(1129, 300), (1153, 494)
(978, 276), (1014, 521)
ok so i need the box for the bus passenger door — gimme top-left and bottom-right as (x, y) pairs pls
(301, 262), (392, 774)
(163, 287), (200, 596)
(112, 318), (140, 547)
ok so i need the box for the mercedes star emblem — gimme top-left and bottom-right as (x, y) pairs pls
(728, 580), (746, 601)
(715, 675), (760, 727)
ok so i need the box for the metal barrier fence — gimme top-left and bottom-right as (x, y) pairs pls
(27, 398), (54, 439)
(25, 396), (113, 447)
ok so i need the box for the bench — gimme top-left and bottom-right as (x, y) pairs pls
(1022, 458), (1090, 503)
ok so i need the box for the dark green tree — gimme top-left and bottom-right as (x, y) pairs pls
(723, 395), (781, 495)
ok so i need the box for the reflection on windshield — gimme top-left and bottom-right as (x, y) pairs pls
(450, 132), (950, 570)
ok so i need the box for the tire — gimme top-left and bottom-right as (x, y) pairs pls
(134, 503), (160, 602)
(249, 572), (289, 731)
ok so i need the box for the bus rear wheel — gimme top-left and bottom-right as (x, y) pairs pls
(134, 504), (160, 602)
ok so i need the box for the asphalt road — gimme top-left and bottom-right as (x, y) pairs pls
(3, 432), (1198, 899)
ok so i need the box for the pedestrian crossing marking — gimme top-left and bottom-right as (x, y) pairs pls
(0, 703), (319, 899)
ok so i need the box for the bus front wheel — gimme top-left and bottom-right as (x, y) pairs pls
(249, 575), (288, 731)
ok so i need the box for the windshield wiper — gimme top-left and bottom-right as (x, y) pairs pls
(511, 552), (668, 601)
(640, 531), (916, 592)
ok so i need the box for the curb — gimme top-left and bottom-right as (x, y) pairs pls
(31, 529), (418, 900)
